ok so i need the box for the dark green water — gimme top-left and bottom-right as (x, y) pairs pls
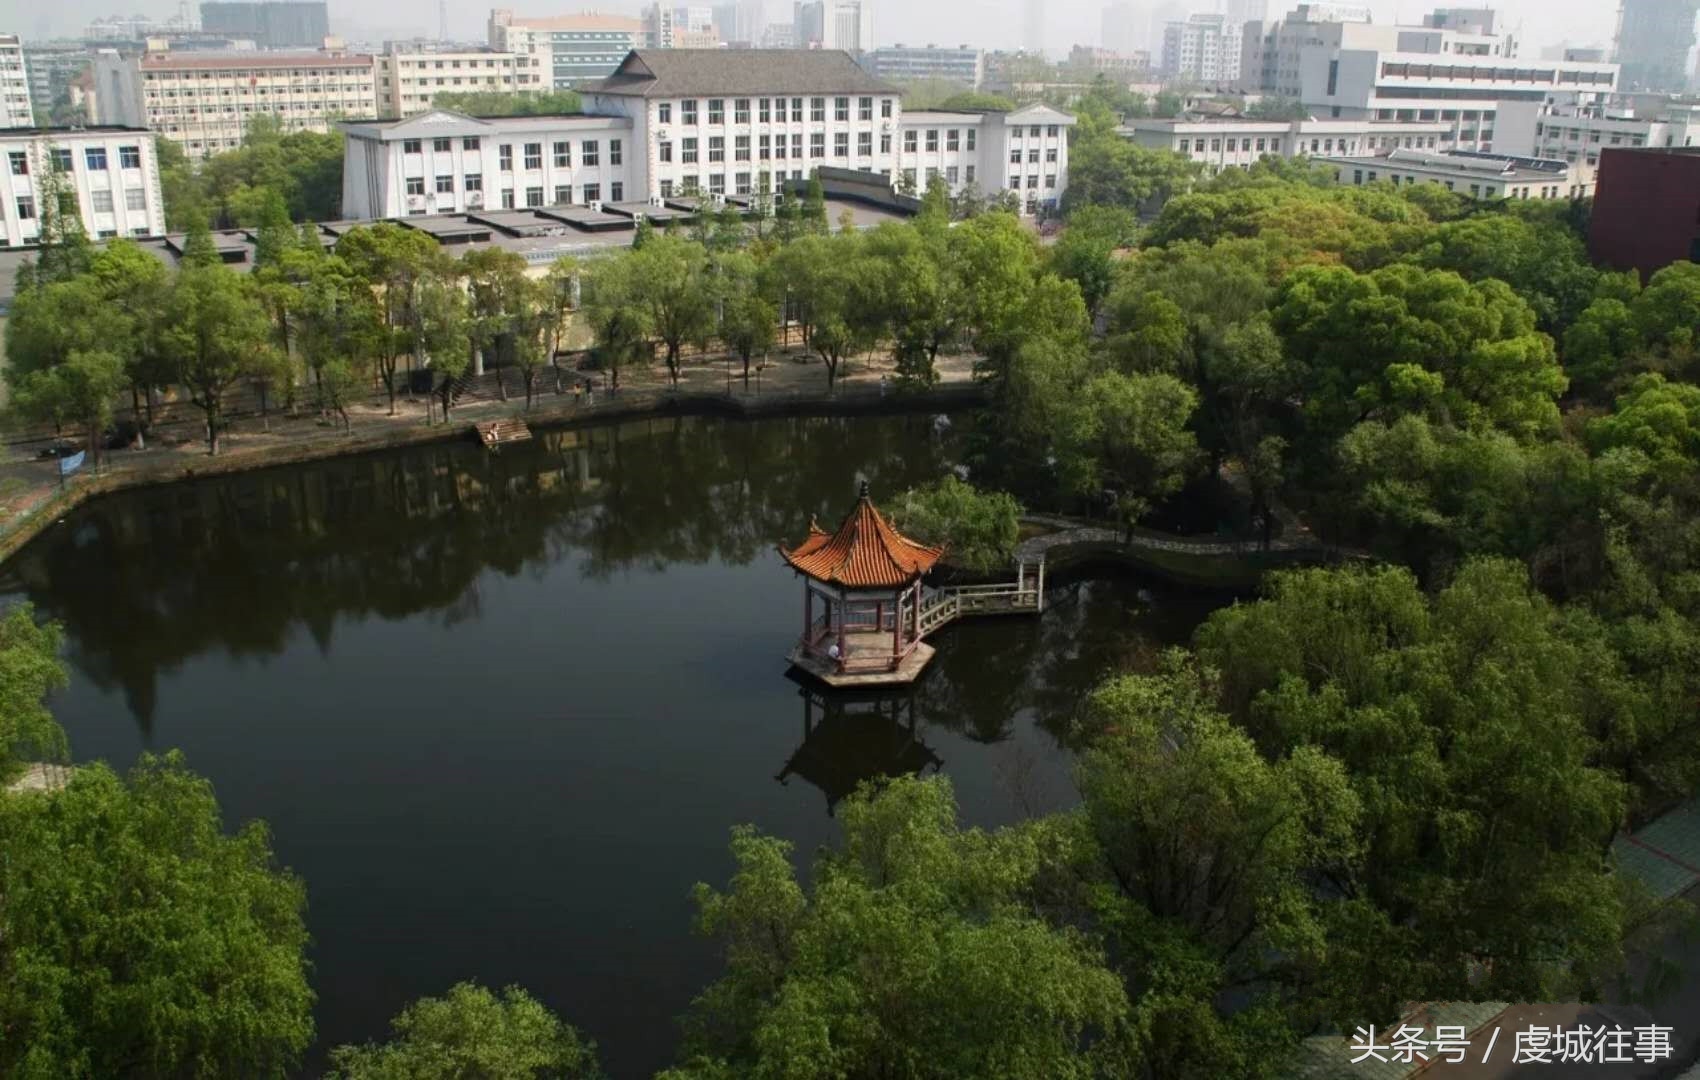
(1, 413), (1227, 1077)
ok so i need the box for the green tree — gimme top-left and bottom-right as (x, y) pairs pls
(432, 88), (584, 117)
(668, 777), (1132, 1078)
(628, 235), (714, 386)
(327, 983), (602, 1080)
(338, 223), (444, 414)
(889, 476), (1023, 573)
(581, 253), (651, 390)
(0, 605), (67, 784)
(4, 269), (129, 461)
(1058, 369), (1204, 526)
(1564, 297), (1644, 394)
(713, 252), (776, 388)
(0, 752), (313, 1079)
(158, 264), (279, 453)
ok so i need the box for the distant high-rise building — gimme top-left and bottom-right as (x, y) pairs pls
(1162, 12), (1239, 82)
(1025, 0), (1045, 57)
(0, 35), (34, 127)
(1101, 2), (1143, 54)
(1222, 0), (1265, 24)
(1616, 0), (1700, 91)
(199, 1), (332, 48)
(488, 9), (643, 86)
(711, 0), (764, 42)
(795, 0), (872, 52)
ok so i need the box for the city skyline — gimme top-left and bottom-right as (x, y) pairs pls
(12, 0), (1620, 60)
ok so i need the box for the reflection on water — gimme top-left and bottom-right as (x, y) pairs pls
(3, 413), (1230, 1077)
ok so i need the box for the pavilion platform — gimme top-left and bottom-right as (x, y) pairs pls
(787, 636), (936, 688)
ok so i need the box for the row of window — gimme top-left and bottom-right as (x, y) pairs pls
(145, 68), (368, 80)
(663, 131), (887, 163)
(905, 128), (978, 152)
(7, 146), (144, 175)
(659, 96), (896, 126)
(402, 136), (623, 168)
(1008, 147), (1059, 163)
(1349, 168), (1519, 199)
(11, 187), (148, 218)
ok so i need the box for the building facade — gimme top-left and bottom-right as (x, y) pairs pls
(341, 50), (1076, 220)
(1332, 147), (1572, 199)
(1163, 14), (1241, 83)
(795, 1), (873, 52)
(0, 127), (167, 247)
(1589, 147), (1700, 277)
(1494, 96), (1700, 196)
(863, 46), (984, 87)
(92, 46), (378, 160)
(487, 10), (644, 89)
(376, 47), (529, 118)
(23, 43), (95, 122)
(1, 34), (33, 127)
(199, 1), (331, 48)
(1240, 3), (1617, 150)
(1123, 115), (1455, 174)
(1614, 0), (1700, 92)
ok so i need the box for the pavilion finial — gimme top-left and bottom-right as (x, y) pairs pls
(859, 479), (870, 500)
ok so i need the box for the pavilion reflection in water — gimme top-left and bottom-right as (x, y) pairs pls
(775, 675), (943, 816)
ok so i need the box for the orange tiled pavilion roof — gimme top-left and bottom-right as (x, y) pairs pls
(780, 482), (944, 589)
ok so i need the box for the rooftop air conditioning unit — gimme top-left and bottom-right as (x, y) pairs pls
(711, 192), (726, 207)
(466, 191), (484, 207)
(406, 194), (426, 209)
(588, 199), (603, 212)
(649, 194), (663, 207)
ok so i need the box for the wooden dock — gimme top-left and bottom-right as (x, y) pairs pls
(474, 418), (532, 449)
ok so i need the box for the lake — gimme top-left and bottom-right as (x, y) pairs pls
(1, 412), (1228, 1077)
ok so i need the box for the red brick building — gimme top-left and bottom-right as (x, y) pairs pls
(1588, 147), (1700, 280)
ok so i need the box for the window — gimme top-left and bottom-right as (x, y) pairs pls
(406, 176), (425, 195)
(1326, 58), (1339, 96)
(611, 181), (624, 201)
(682, 175), (700, 195)
(709, 136), (725, 162)
(905, 130), (918, 152)
(791, 133), (803, 157)
(1010, 148), (1021, 164)
(660, 140), (674, 163)
(555, 184), (571, 204)
(735, 98), (749, 123)
(582, 183), (600, 203)
(709, 174), (725, 194)
(965, 165), (975, 183)
(759, 135), (771, 159)
(926, 129), (939, 151)
(792, 97), (803, 122)
(1009, 174), (1020, 190)
(834, 133), (848, 157)
(903, 168), (917, 189)
(946, 165), (958, 184)
(1046, 147), (1057, 162)
(1029, 125), (1040, 137)
(465, 173), (483, 191)
(881, 98), (893, 118)
(880, 134), (891, 153)
(403, 138), (421, 154)
(760, 97), (771, 123)
(16, 195), (34, 220)
(708, 98), (724, 124)
(610, 139), (622, 166)
(811, 97), (825, 122)
(1045, 174), (1056, 189)
(582, 140), (599, 166)
(125, 187), (146, 210)
(947, 129), (959, 150)
(735, 171), (751, 195)
(1226, 139), (1237, 152)
(502, 189), (516, 208)
(1028, 149), (1039, 163)
(435, 174), (453, 193)
(683, 99), (698, 124)
(554, 141), (571, 167)
(858, 132), (872, 155)
(6, 151), (24, 175)
(519, 186), (539, 207)
(85, 147), (108, 171)
(433, 137), (452, 152)
(659, 102), (673, 123)
(775, 135), (787, 159)
(1027, 175), (1039, 189)
(499, 144), (513, 170)
(730, 134), (747, 161)
(835, 96), (849, 121)
(810, 133), (825, 158)
(464, 136), (481, 150)
(91, 189), (114, 212)
(119, 145), (142, 169)
(1047, 125), (1058, 137)
(683, 137), (699, 164)
(518, 142), (538, 169)
(660, 179), (674, 197)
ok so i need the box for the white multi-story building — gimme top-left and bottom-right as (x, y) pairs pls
(795, 1), (873, 53)
(1163, 14), (1242, 84)
(1, 127), (166, 247)
(1332, 147), (1573, 200)
(1494, 96), (1700, 196)
(375, 47), (531, 119)
(1, 34), (34, 127)
(1122, 115), (1456, 174)
(341, 50), (1076, 219)
(863, 46), (985, 88)
(487, 10), (644, 89)
(90, 44), (378, 160)
(1239, 4), (1617, 152)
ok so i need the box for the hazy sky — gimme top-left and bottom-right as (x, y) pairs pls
(18, 0), (1619, 60)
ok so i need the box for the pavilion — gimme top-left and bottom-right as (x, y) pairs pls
(780, 481), (945, 687)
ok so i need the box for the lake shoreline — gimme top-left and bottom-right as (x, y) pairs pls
(0, 381), (986, 565)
